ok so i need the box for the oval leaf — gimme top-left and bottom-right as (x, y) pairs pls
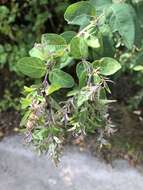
(17, 57), (46, 78)
(89, 0), (112, 15)
(93, 57), (121, 76)
(87, 35), (100, 48)
(41, 33), (67, 56)
(29, 43), (48, 61)
(64, 1), (96, 25)
(70, 36), (88, 59)
(60, 31), (76, 43)
(49, 69), (75, 88)
(46, 84), (61, 95)
(41, 33), (66, 46)
(58, 54), (73, 69)
(133, 65), (143, 71)
(107, 3), (135, 49)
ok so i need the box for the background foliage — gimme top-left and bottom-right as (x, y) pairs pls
(0, 0), (76, 110)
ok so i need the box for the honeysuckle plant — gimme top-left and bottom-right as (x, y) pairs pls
(16, 0), (141, 164)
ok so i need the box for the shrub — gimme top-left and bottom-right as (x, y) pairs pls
(1, 0), (143, 164)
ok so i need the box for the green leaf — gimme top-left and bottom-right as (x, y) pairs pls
(60, 31), (76, 43)
(107, 3), (135, 49)
(17, 57), (46, 78)
(46, 84), (61, 95)
(33, 128), (49, 140)
(41, 33), (67, 56)
(89, 0), (112, 15)
(20, 110), (31, 127)
(93, 57), (121, 76)
(67, 88), (80, 97)
(99, 99), (116, 105)
(59, 56), (73, 69)
(41, 33), (66, 45)
(90, 0), (112, 8)
(76, 62), (84, 79)
(23, 86), (37, 95)
(99, 24), (115, 57)
(70, 36), (88, 59)
(49, 127), (62, 135)
(93, 74), (101, 85)
(21, 98), (32, 109)
(49, 69), (75, 88)
(86, 35), (100, 48)
(64, 1), (96, 25)
(133, 65), (143, 71)
(77, 88), (92, 107)
(55, 53), (73, 69)
(99, 88), (107, 99)
(0, 6), (9, 19)
(76, 62), (87, 88)
(29, 44), (48, 61)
